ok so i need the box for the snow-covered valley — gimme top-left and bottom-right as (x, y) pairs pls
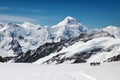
(0, 62), (120, 80)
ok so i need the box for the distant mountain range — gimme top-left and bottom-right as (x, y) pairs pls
(0, 16), (120, 63)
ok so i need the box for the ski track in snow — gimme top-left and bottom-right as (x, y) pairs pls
(81, 71), (98, 80)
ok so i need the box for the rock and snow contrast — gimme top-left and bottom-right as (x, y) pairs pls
(0, 62), (120, 80)
(0, 22), (50, 57)
(0, 16), (120, 80)
(0, 16), (87, 57)
(0, 16), (120, 64)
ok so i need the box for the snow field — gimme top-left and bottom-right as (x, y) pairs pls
(0, 62), (120, 80)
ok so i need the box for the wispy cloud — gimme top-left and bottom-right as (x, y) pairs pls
(0, 14), (61, 26)
(0, 14), (38, 23)
(0, 7), (10, 10)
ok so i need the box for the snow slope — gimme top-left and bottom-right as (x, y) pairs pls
(102, 26), (120, 38)
(0, 62), (120, 80)
(35, 37), (120, 64)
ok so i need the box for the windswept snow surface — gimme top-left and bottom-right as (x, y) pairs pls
(0, 62), (120, 80)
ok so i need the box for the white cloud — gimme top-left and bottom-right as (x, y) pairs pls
(0, 14), (38, 23)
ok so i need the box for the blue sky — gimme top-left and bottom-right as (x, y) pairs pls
(0, 0), (120, 28)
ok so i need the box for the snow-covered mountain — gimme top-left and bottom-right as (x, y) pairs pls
(15, 30), (119, 64)
(0, 22), (50, 57)
(102, 26), (120, 38)
(34, 33), (120, 64)
(49, 16), (88, 42)
(0, 16), (120, 64)
(0, 16), (87, 58)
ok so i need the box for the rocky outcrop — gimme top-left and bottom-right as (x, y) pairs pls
(0, 56), (4, 62)
(15, 42), (63, 62)
(106, 54), (120, 62)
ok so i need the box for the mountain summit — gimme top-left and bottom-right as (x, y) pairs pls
(56, 16), (79, 26)
(54, 16), (87, 28)
(50, 16), (88, 42)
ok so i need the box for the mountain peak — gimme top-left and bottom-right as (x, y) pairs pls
(64, 16), (75, 20)
(103, 26), (120, 31)
(55, 16), (80, 27)
(106, 26), (119, 29)
(21, 22), (41, 29)
(21, 22), (34, 28)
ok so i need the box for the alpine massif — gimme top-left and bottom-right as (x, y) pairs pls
(0, 16), (120, 64)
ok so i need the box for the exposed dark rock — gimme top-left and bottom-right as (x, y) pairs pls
(42, 53), (66, 64)
(42, 48), (102, 64)
(91, 30), (115, 39)
(9, 39), (22, 54)
(15, 32), (93, 63)
(3, 56), (15, 62)
(15, 42), (63, 62)
(12, 32), (115, 63)
(73, 58), (86, 63)
(106, 54), (120, 62)
(0, 56), (4, 62)
(18, 36), (24, 40)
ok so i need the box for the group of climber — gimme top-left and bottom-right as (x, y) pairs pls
(90, 62), (100, 66)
